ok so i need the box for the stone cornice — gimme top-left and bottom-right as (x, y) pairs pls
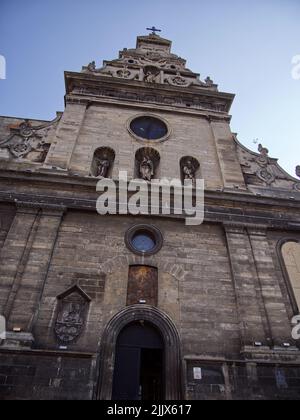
(64, 71), (235, 114)
(0, 169), (299, 208)
(0, 176), (299, 230)
(65, 94), (232, 123)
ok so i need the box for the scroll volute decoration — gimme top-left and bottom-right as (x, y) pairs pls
(0, 119), (55, 163)
(180, 156), (200, 184)
(135, 147), (160, 181)
(54, 285), (91, 344)
(91, 147), (116, 178)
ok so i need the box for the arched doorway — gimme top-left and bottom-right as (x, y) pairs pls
(96, 305), (182, 400)
(112, 322), (164, 400)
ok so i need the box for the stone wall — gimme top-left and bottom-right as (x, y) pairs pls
(31, 212), (239, 355)
(0, 351), (94, 400)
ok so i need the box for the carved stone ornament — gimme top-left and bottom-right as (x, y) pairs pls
(79, 34), (219, 93)
(54, 285), (91, 344)
(205, 77), (214, 87)
(294, 183), (300, 192)
(0, 117), (60, 163)
(236, 136), (300, 191)
(116, 67), (132, 79)
(256, 168), (276, 185)
(166, 73), (191, 87)
(256, 144), (270, 167)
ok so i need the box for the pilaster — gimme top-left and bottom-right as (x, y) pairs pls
(224, 223), (270, 348)
(5, 204), (65, 334)
(247, 227), (293, 347)
(45, 102), (87, 171)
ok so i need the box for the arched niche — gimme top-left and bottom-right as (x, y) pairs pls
(135, 147), (160, 181)
(95, 305), (183, 400)
(180, 156), (200, 184)
(90, 147), (115, 178)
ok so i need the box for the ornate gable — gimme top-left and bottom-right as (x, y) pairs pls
(82, 33), (217, 91)
(235, 135), (300, 195)
(0, 114), (61, 164)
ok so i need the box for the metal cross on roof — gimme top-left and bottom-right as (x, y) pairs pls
(146, 26), (162, 35)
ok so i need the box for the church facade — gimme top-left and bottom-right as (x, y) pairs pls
(0, 32), (300, 400)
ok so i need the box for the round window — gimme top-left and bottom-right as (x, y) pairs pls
(131, 230), (156, 253)
(125, 225), (163, 256)
(129, 116), (169, 141)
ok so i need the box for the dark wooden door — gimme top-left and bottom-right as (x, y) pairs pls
(112, 322), (164, 401)
(127, 266), (158, 306)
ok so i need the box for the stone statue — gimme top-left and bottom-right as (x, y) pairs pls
(97, 158), (110, 178)
(144, 70), (158, 83)
(296, 166), (300, 178)
(205, 77), (214, 87)
(87, 61), (96, 72)
(182, 160), (197, 182)
(140, 156), (154, 181)
(258, 144), (269, 156)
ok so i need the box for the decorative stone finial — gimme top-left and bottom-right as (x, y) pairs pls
(258, 144), (269, 156)
(296, 165), (300, 178)
(205, 77), (214, 87)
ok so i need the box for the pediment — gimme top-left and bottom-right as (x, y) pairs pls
(235, 136), (300, 194)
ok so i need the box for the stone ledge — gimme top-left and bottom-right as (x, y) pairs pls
(0, 332), (34, 350)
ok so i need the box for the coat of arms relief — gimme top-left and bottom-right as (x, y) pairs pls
(54, 286), (91, 344)
(0, 115), (60, 164)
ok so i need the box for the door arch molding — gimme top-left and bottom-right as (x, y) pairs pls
(95, 305), (183, 400)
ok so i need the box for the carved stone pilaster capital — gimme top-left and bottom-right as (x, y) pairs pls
(247, 226), (268, 237)
(40, 204), (67, 217)
(222, 221), (245, 234)
(15, 200), (66, 217)
(15, 200), (41, 215)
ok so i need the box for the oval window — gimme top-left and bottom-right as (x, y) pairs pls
(129, 116), (168, 141)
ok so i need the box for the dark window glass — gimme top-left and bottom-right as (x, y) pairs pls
(132, 231), (156, 252)
(130, 117), (168, 140)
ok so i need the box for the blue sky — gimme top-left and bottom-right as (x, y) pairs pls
(0, 0), (299, 176)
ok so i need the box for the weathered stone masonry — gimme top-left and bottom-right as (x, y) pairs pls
(0, 33), (300, 400)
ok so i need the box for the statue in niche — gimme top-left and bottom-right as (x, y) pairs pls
(144, 70), (157, 83)
(182, 159), (197, 182)
(144, 66), (160, 84)
(296, 166), (300, 178)
(96, 157), (110, 178)
(139, 156), (154, 181)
